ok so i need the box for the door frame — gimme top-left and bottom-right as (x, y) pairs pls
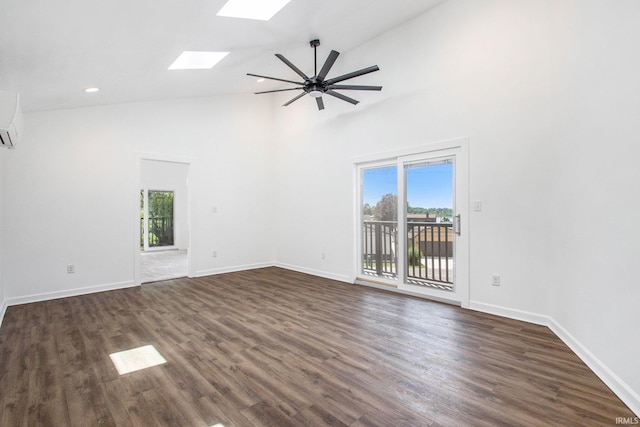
(134, 153), (195, 286)
(353, 137), (469, 308)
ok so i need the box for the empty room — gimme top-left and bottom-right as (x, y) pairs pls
(0, 0), (638, 425)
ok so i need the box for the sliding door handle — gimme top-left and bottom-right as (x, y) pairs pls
(454, 214), (461, 236)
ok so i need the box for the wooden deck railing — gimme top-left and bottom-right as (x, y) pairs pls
(362, 220), (453, 289)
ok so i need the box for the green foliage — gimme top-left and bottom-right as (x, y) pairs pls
(375, 193), (397, 221)
(407, 205), (453, 220)
(149, 191), (174, 217)
(407, 246), (423, 266)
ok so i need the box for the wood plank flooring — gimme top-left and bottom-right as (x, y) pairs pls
(0, 267), (634, 426)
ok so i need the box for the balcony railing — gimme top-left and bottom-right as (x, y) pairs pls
(140, 216), (174, 248)
(362, 220), (453, 290)
(362, 221), (398, 277)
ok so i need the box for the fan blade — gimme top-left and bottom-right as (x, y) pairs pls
(328, 84), (382, 91)
(255, 87), (304, 95)
(247, 73), (304, 86)
(325, 90), (359, 105)
(275, 54), (309, 80)
(324, 65), (380, 85)
(317, 50), (340, 82)
(283, 91), (306, 107)
(316, 97), (325, 111)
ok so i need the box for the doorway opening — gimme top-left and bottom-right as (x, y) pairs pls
(139, 159), (190, 283)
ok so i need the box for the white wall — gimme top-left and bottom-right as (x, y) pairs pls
(272, 0), (639, 414)
(140, 159), (189, 250)
(274, 0), (554, 312)
(0, 94), (276, 302)
(546, 0), (640, 409)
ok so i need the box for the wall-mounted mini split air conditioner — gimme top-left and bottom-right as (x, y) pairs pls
(0, 90), (23, 148)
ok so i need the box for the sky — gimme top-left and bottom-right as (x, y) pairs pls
(362, 162), (453, 209)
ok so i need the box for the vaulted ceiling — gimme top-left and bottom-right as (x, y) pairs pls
(0, 0), (445, 112)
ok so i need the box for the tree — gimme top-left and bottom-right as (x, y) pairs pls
(363, 203), (373, 216)
(375, 193), (397, 221)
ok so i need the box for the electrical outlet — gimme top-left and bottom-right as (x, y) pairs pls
(491, 274), (500, 286)
(212, 251), (217, 258)
(474, 201), (483, 212)
(67, 264), (75, 274)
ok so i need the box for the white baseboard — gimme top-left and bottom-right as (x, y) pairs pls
(195, 262), (274, 278)
(0, 297), (7, 329)
(470, 300), (639, 417)
(547, 318), (640, 417)
(3, 280), (137, 309)
(273, 262), (353, 284)
(469, 300), (551, 326)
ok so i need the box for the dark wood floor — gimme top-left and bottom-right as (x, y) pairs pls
(0, 267), (634, 426)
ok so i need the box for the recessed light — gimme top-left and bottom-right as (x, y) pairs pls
(168, 51), (229, 70)
(84, 87), (100, 93)
(217, 0), (291, 21)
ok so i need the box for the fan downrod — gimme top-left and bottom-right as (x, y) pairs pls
(310, 39), (320, 76)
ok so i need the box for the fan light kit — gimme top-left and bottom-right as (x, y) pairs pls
(248, 39), (382, 110)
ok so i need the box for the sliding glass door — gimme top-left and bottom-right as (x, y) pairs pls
(357, 140), (469, 306)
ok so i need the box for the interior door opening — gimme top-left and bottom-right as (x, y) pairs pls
(139, 159), (190, 284)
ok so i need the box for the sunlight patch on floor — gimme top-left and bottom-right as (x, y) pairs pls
(109, 345), (167, 375)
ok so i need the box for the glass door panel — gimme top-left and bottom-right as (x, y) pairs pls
(404, 159), (454, 291)
(361, 165), (398, 283)
(147, 190), (175, 247)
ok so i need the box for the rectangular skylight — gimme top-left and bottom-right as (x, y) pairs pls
(168, 51), (229, 70)
(217, 0), (292, 21)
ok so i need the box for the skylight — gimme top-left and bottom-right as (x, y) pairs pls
(216, 0), (292, 21)
(168, 51), (229, 70)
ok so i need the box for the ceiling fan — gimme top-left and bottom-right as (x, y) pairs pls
(248, 39), (382, 110)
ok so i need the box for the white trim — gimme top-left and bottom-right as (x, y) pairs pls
(547, 318), (640, 418)
(469, 300), (551, 326)
(274, 262), (352, 284)
(143, 245), (179, 252)
(352, 136), (470, 165)
(0, 298), (7, 328)
(470, 300), (640, 417)
(3, 280), (137, 307)
(135, 153), (194, 285)
(355, 278), (461, 306)
(195, 262), (274, 278)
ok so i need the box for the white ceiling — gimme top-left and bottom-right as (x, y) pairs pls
(0, 0), (445, 112)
